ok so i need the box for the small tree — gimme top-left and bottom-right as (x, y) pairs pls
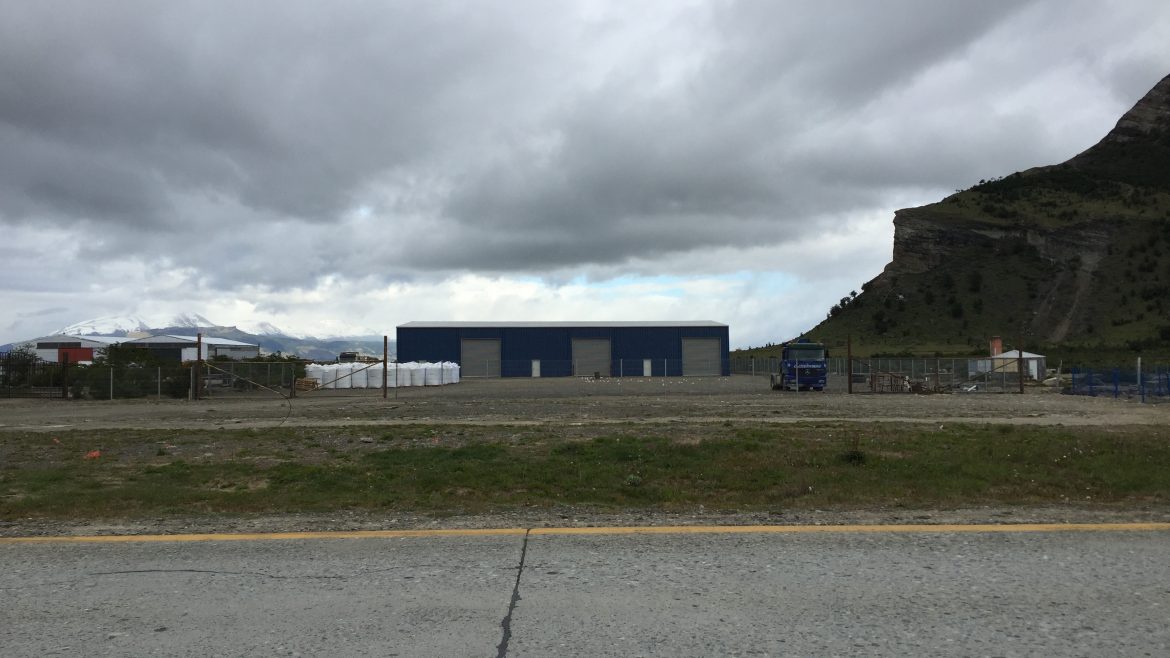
(1, 343), (39, 388)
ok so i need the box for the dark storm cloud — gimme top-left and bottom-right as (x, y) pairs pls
(430, 1), (1053, 271)
(0, 0), (1167, 290)
(705, 1), (1037, 106)
(0, 0), (548, 226)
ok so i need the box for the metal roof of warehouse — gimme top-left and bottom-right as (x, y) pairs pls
(398, 321), (727, 328)
(122, 334), (258, 346)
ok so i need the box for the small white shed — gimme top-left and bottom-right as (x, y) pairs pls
(973, 350), (1046, 381)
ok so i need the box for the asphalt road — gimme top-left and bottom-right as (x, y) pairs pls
(3, 527), (1168, 657)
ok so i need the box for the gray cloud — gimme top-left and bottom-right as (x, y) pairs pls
(1, 0), (1168, 344)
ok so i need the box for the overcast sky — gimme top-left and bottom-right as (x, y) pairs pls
(2, 0), (1168, 349)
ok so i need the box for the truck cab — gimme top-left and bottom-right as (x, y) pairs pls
(771, 339), (828, 391)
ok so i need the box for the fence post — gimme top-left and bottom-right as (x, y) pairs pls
(846, 335), (853, 395)
(60, 353), (70, 399)
(157, 366), (161, 400)
(195, 332), (203, 401)
(1018, 348), (1024, 394)
(1139, 357), (1145, 403)
(109, 367), (113, 401)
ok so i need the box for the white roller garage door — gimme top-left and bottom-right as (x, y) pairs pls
(461, 339), (501, 377)
(682, 338), (721, 376)
(572, 338), (611, 377)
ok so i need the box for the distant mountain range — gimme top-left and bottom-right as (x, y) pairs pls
(4, 315), (395, 362)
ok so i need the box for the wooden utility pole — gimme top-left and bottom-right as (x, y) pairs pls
(195, 332), (203, 401)
(383, 335), (389, 399)
(846, 335), (853, 394)
(1017, 336), (1024, 394)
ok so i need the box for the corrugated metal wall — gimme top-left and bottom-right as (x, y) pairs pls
(461, 339), (501, 377)
(681, 338), (721, 376)
(571, 338), (611, 376)
(397, 325), (730, 377)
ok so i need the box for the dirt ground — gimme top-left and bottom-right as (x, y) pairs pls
(0, 374), (1164, 431)
(3, 375), (1169, 536)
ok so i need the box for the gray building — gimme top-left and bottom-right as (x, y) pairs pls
(120, 335), (260, 362)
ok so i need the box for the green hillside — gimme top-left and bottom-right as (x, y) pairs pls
(767, 73), (1170, 362)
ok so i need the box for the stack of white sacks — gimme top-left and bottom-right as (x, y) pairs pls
(304, 362), (460, 389)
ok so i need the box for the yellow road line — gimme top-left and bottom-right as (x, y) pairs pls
(2, 523), (1169, 544)
(532, 523), (1170, 536)
(0, 528), (527, 544)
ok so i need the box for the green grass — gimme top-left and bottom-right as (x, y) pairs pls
(3, 423), (1169, 519)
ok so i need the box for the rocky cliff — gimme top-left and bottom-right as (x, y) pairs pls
(811, 73), (1170, 353)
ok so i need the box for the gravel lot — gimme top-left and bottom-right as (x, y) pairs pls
(3, 375), (1168, 536)
(0, 374), (1164, 430)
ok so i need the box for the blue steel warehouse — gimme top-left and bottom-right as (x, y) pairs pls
(396, 321), (730, 378)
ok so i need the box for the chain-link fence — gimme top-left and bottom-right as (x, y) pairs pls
(1, 352), (75, 398)
(731, 355), (1045, 393)
(13, 352), (1168, 400)
(202, 361), (302, 394)
(3, 356), (740, 400)
(847, 357), (1041, 393)
(0, 358), (307, 400)
(454, 358), (729, 378)
(730, 356), (850, 377)
(1064, 364), (1170, 401)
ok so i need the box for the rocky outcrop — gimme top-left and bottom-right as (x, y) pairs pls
(815, 73), (1170, 350)
(1076, 74), (1170, 149)
(887, 212), (1113, 277)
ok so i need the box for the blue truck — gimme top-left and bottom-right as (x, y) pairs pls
(770, 339), (829, 391)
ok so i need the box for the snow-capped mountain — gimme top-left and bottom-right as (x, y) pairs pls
(169, 313), (216, 328)
(34, 315), (393, 361)
(56, 315), (151, 336)
(237, 321), (300, 338)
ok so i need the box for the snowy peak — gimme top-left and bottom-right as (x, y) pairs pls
(170, 313), (216, 328)
(238, 321), (299, 338)
(57, 315), (150, 337)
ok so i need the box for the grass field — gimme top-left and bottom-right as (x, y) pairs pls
(4, 422), (1168, 520)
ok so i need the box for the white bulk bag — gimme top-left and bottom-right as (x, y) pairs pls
(366, 362), (386, 388)
(442, 361), (459, 384)
(397, 362), (413, 386)
(321, 363), (338, 389)
(410, 362), (426, 387)
(334, 363), (353, 389)
(351, 363), (371, 388)
(305, 364), (325, 389)
(424, 362), (442, 386)
(361, 362), (382, 388)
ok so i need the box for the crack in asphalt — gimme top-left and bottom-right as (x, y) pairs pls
(89, 568), (347, 580)
(496, 528), (531, 658)
(0, 562), (507, 591)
